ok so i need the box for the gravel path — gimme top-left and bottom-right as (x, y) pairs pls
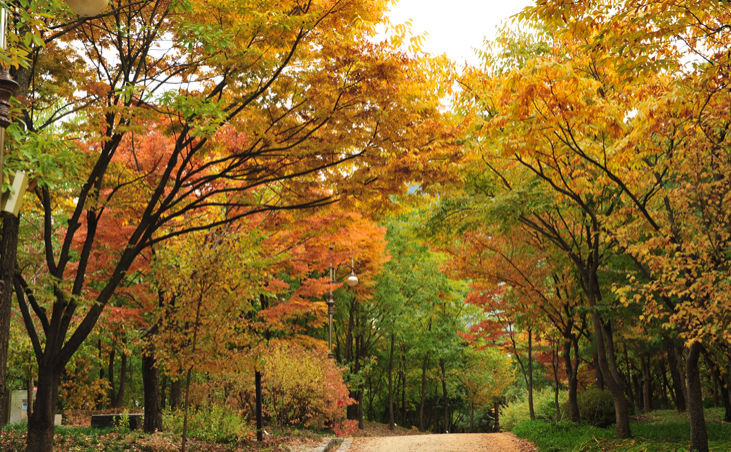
(342, 432), (536, 452)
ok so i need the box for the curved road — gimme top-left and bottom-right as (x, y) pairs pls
(341, 433), (535, 452)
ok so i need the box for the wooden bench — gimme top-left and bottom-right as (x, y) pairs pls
(90, 414), (142, 430)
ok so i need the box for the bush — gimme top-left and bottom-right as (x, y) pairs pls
(501, 388), (566, 431)
(164, 404), (252, 443)
(574, 389), (615, 428)
(263, 342), (353, 428)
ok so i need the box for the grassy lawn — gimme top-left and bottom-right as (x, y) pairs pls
(512, 408), (731, 452)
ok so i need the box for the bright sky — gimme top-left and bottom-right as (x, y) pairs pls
(385, 0), (535, 68)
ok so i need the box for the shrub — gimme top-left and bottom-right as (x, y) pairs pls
(164, 404), (252, 443)
(501, 388), (566, 431)
(263, 342), (353, 428)
(574, 389), (615, 428)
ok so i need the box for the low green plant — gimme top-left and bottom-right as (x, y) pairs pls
(513, 419), (613, 452)
(501, 388), (567, 431)
(163, 405), (252, 443)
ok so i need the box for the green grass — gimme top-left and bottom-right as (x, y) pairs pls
(512, 412), (731, 452)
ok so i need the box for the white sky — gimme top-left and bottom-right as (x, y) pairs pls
(385, 0), (535, 68)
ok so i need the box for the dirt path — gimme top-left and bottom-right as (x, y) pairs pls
(342, 432), (536, 452)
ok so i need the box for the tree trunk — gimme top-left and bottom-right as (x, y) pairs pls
(439, 358), (448, 433)
(108, 346), (116, 404)
(591, 306), (631, 438)
(527, 330), (535, 421)
(666, 342), (686, 411)
(142, 350), (162, 433)
(642, 355), (652, 413)
(255, 370), (263, 441)
(160, 374), (167, 409)
(401, 367), (407, 427)
(593, 350), (605, 390)
(686, 342), (708, 452)
(0, 213), (19, 432)
(388, 334), (395, 430)
(563, 338), (580, 422)
(26, 364), (60, 452)
(418, 352), (429, 432)
(170, 379), (182, 409)
(113, 339), (127, 409)
(721, 373), (731, 423)
(675, 346), (689, 409)
(711, 366), (720, 408)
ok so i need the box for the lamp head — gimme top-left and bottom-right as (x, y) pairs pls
(66, 0), (109, 17)
(345, 270), (358, 288)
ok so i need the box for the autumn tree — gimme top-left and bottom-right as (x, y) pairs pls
(4, 0), (457, 450)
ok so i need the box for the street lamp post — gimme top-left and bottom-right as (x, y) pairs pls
(327, 251), (358, 359)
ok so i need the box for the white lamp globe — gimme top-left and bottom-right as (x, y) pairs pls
(345, 271), (358, 288)
(66, 0), (109, 17)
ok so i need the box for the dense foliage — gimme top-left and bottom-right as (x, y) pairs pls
(1, 1), (731, 452)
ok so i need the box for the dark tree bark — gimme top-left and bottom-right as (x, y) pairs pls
(439, 358), (449, 433)
(255, 370), (263, 441)
(142, 349), (163, 433)
(641, 355), (652, 413)
(711, 367), (720, 408)
(563, 337), (580, 422)
(26, 365), (59, 452)
(527, 330), (535, 421)
(0, 213), (19, 431)
(170, 379), (183, 410)
(401, 366), (407, 427)
(593, 350), (605, 390)
(113, 343), (127, 409)
(686, 343), (708, 452)
(388, 333), (395, 430)
(721, 373), (731, 423)
(666, 342), (686, 411)
(675, 346), (689, 408)
(160, 374), (167, 409)
(418, 352), (429, 432)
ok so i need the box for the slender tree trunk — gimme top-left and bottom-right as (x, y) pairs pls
(439, 358), (448, 433)
(593, 350), (605, 390)
(388, 334), (395, 430)
(113, 344), (127, 409)
(527, 329), (535, 421)
(255, 370), (263, 441)
(660, 359), (670, 409)
(160, 374), (167, 409)
(418, 352), (429, 432)
(142, 347), (162, 433)
(675, 346), (689, 408)
(667, 342), (686, 411)
(711, 367), (720, 408)
(401, 368), (407, 427)
(170, 379), (183, 410)
(108, 345), (116, 404)
(720, 373), (731, 423)
(181, 368), (193, 452)
(0, 213), (19, 431)
(26, 366), (33, 422)
(686, 343), (708, 452)
(564, 338), (580, 422)
(642, 355), (652, 413)
(551, 344), (559, 421)
(590, 302), (631, 438)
